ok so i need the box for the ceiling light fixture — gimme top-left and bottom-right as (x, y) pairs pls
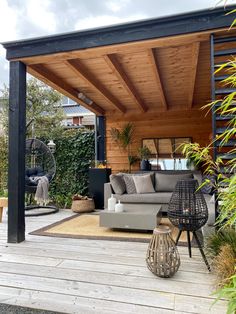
(78, 92), (93, 105)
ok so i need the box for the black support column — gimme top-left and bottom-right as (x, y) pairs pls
(8, 61), (26, 243)
(96, 116), (106, 161)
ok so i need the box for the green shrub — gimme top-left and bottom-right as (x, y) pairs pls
(213, 272), (236, 314)
(206, 229), (236, 257)
(49, 130), (94, 208)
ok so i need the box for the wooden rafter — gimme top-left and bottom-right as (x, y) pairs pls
(104, 54), (147, 112)
(65, 59), (126, 113)
(28, 64), (105, 115)
(148, 48), (168, 110)
(188, 42), (200, 108)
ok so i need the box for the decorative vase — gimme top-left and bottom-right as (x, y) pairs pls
(140, 160), (150, 171)
(115, 200), (124, 212)
(146, 225), (180, 278)
(108, 194), (116, 211)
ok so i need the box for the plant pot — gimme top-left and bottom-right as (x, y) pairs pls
(140, 160), (151, 171)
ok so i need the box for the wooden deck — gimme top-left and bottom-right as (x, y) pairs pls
(0, 209), (227, 314)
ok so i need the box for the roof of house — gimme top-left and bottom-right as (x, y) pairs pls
(62, 105), (94, 116)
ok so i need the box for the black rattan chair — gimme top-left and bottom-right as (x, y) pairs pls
(25, 138), (58, 216)
(168, 179), (210, 271)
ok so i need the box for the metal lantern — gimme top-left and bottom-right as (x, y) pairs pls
(47, 139), (56, 153)
(168, 179), (210, 271)
(146, 225), (180, 278)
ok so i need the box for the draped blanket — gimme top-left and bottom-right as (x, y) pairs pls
(32, 176), (49, 206)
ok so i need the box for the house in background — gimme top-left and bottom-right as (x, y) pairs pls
(61, 96), (95, 129)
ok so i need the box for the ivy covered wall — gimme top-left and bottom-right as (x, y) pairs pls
(49, 130), (95, 208)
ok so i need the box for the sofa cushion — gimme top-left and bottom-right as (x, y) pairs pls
(115, 192), (173, 204)
(109, 174), (126, 195)
(155, 172), (193, 192)
(133, 174), (155, 194)
(123, 175), (136, 194)
(122, 172), (155, 194)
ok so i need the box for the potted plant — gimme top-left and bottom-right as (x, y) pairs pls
(110, 122), (138, 173)
(138, 145), (152, 171)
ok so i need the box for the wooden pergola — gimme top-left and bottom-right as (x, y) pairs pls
(2, 5), (236, 242)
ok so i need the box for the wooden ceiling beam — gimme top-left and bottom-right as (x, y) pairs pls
(104, 54), (147, 113)
(28, 64), (105, 115)
(148, 48), (168, 110)
(188, 42), (200, 109)
(65, 59), (126, 113)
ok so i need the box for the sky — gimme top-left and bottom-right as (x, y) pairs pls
(0, 0), (236, 90)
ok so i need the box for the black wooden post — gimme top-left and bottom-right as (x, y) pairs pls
(96, 116), (106, 161)
(8, 61), (26, 243)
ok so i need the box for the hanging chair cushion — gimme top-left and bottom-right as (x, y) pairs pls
(25, 166), (47, 186)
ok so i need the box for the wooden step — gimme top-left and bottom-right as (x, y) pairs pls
(214, 75), (230, 81)
(214, 62), (232, 69)
(216, 127), (231, 134)
(214, 36), (236, 44)
(215, 115), (235, 121)
(216, 153), (236, 160)
(214, 48), (236, 57)
(215, 139), (236, 147)
(215, 88), (236, 95)
(214, 101), (236, 108)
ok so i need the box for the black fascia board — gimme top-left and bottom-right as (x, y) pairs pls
(2, 5), (236, 60)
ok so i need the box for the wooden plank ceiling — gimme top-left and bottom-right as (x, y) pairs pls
(17, 29), (234, 116)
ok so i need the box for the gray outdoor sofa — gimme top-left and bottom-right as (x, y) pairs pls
(103, 170), (215, 234)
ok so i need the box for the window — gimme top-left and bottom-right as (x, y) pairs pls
(142, 137), (191, 170)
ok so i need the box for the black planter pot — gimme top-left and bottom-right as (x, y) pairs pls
(88, 168), (111, 209)
(140, 160), (151, 171)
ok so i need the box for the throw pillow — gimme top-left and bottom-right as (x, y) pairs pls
(133, 174), (155, 194)
(123, 175), (136, 194)
(109, 174), (126, 195)
(122, 172), (155, 194)
(155, 173), (193, 192)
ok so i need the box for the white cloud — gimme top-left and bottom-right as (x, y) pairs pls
(75, 13), (147, 30)
(106, 0), (130, 13)
(0, 0), (18, 42)
(26, 0), (57, 33)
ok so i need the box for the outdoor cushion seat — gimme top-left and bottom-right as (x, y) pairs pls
(114, 192), (173, 204)
(25, 167), (51, 187)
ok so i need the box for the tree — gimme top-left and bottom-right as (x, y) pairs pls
(0, 77), (65, 139)
(0, 77), (65, 195)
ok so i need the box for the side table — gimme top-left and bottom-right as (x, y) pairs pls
(0, 197), (8, 222)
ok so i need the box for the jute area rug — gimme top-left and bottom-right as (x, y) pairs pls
(30, 213), (193, 244)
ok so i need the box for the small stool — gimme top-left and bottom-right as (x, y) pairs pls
(146, 225), (180, 278)
(0, 197), (8, 222)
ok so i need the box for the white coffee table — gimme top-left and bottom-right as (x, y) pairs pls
(99, 205), (162, 230)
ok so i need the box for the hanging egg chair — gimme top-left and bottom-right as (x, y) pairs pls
(25, 138), (58, 216)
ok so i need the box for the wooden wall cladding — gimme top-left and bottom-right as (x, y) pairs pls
(106, 109), (211, 173)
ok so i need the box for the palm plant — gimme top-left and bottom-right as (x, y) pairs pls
(110, 122), (137, 172)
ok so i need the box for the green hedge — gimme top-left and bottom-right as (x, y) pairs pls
(49, 130), (95, 208)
